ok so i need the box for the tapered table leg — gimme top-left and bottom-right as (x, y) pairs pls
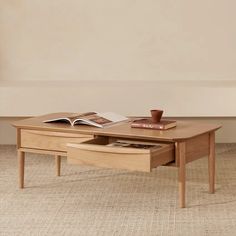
(18, 150), (25, 189)
(178, 142), (186, 208)
(55, 155), (61, 176)
(209, 132), (215, 193)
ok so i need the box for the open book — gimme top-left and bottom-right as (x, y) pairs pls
(43, 112), (129, 128)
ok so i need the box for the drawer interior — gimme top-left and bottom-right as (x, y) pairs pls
(82, 136), (165, 150)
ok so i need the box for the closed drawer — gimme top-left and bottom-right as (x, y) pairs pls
(21, 129), (93, 152)
(67, 137), (174, 172)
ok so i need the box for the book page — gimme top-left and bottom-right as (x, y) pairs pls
(97, 112), (128, 123)
(107, 141), (160, 149)
(81, 114), (111, 125)
(70, 112), (97, 123)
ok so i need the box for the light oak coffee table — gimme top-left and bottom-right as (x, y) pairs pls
(13, 113), (221, 208)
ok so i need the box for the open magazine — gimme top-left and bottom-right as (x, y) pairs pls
(43, 112), (129, 128)
(106, 140), (161, 149)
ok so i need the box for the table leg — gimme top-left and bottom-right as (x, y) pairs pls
(55, 155), (61, 176)
(209, 132), (215, 193)
(178, 142), (186, 208)
(18, 150), (25, 189)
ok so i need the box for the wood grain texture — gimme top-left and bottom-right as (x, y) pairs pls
(55, 155), (61, 177)
(67, 138), (174, 172)
(178, 142), (186, 208)
(185, 133), (209, 163)
(209, 132), (215, 193)
(12, 113), (221, 142)
(20, 129), (93, 152)
(16, 128), (21, 149)
(19, 148), (66, 156)
(18, 150), (25, 189)
(13, 114), (220, 208)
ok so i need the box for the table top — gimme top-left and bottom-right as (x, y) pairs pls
(12, 112), (221, 142)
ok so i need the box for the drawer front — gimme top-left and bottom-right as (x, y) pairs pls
(67, 138), (174, 172)
(21, 129), (93, 152)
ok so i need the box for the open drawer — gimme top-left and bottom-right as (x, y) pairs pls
(67, 137), (174, 172)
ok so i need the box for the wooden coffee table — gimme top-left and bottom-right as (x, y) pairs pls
(12, 113), (221, 208)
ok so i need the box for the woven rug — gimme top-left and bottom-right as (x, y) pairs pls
(0, 144), (236, 236)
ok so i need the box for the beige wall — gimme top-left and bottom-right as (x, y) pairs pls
(1, 80), (236, 117)
(0, 117), (19, 144)
(0, 2), (236, 120)
(1, 1), (236, 82)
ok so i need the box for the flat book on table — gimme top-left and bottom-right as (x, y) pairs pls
(131, 119), (177, 130)
(43, 112), (129, 128)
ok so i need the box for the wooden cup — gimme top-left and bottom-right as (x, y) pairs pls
(150, 110), (163, 123)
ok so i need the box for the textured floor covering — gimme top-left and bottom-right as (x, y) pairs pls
(0, 144), (236, 236)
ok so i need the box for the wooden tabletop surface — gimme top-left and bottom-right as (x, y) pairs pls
(12, 113), (221, 142)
